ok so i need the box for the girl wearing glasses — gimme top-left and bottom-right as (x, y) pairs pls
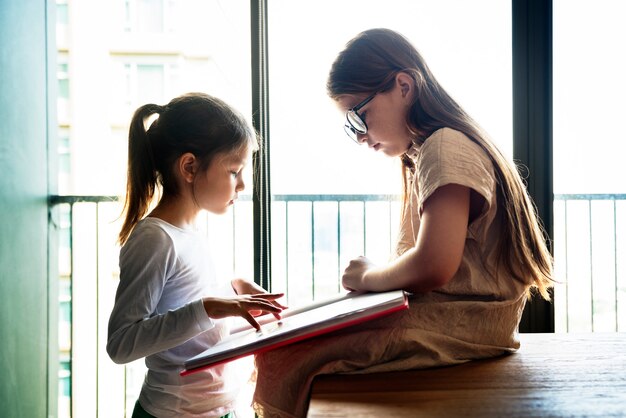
(107, 93), (285, 418)
(253, 28), (553, 417)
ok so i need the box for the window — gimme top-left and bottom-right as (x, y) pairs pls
(57, 63), (69, 99)
(136, 64), (165, 104)
(124, 0), (166, 33)
(57, 129), (71, 194)
(56, 0), (69, 45)
(553, 0), (626, 332)
(56, 56), (70, 123)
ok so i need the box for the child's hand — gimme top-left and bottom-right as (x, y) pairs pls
(342, 256), (376, 291)
(202, 294), (285, 331)
(231, 278), (288, 318)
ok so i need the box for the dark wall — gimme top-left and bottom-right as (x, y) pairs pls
(0, 0), (55, 415)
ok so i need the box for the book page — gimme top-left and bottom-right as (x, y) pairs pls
(229, 291), (361, 333)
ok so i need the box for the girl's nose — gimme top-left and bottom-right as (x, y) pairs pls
(236, 177), (245, 192)
(356, 133), (368, 144)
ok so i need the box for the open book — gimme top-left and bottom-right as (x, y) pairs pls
(181, 290), (409, 376)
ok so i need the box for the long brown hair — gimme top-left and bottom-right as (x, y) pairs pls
(327, 28), (553, 299)
(119, 92), (256, 245)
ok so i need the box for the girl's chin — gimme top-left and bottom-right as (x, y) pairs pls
(382, 148), (404, 158)
(207, 206), (230, 215)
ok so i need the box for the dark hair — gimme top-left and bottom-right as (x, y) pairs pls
(327, 28), (553, 299)
(119, 92), (257, 244)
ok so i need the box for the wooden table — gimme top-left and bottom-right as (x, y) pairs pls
(308, 333), (626, 417)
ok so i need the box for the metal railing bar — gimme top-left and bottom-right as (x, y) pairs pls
(68, 202), (74, 418)
(588, 200), (594, 332)
(285, 202), (289, 301)
(337, 201), (341, 293)
(614, 200), (619, 332)
(49, 194), (400, 203)
(564, 200), (569, 332)
(388, 201), (393, 254)
(49, 195), (119, 205)
(96, 203), (100, 418)
(232, 209), (237, 274)
(311, 201), (315, 300)
(554, 194), (626, 200)
(273, 194), (399, 202)
(362, 201), (366, 256)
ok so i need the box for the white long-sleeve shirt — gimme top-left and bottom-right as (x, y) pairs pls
(107, 217), (237, 417)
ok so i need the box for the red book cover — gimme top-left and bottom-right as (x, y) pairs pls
(181, 290), (409, 376)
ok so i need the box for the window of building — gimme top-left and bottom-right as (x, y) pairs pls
(124, 0), (166, 33)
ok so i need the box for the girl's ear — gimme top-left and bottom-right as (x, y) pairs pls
(178, 152), (197, 183)
(395, 71), (414, 102)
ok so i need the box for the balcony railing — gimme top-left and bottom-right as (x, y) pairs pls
(49, 193), (626, 417)
(553, 194), (626, 333)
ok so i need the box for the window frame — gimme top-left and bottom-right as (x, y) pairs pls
(513, 0), (555, 332)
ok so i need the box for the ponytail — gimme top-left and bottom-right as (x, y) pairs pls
(118, 104), (162, 245)
(118, 93), (257, 245)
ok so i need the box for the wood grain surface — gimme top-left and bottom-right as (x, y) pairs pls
(307, 333), (626, 417)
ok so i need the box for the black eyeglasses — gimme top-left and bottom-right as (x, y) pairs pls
(344, 91), (378, 143)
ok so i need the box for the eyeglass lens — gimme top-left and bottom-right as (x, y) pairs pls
(347, 111), (367, 134)
(344, 92), (377, 142)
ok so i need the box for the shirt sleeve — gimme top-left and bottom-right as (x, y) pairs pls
(416, 128), (495, 214)
(106, 224), (215, 364)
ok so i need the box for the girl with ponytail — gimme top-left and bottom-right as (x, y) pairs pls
(107, 93), (285, 418)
